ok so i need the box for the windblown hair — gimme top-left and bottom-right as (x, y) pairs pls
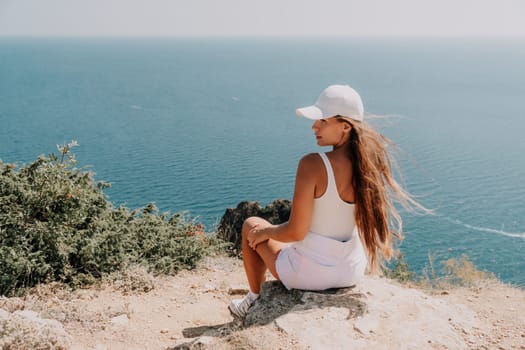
(337, 117), (428, 272)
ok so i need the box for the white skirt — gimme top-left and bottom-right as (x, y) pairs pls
(275, 229), (368, 291)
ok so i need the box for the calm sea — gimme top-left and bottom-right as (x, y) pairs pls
(1, 37), (524, 285)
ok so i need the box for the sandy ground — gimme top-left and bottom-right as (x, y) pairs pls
(1, 255), (524, 350)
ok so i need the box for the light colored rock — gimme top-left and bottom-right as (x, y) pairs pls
(0, 308), (9, 320)
(353, 314), (380, 335)
(234, 277), (484, 350)
(0, 308), (71, 349)
(275, 307), (355, 349)
(15, 310), (42, 322)
(110, 313), (129, 326)
(13, 309), (68, 330)
(349, 276), (480, 350)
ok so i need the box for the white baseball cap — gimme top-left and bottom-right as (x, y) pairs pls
(296, 84), (364, 122)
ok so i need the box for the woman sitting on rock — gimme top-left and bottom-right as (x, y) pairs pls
(229, 84), (426, 318)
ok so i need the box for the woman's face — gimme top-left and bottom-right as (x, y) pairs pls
(311, 117), (351, 147)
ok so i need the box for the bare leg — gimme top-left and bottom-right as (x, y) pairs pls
(241, 217), (289, 294)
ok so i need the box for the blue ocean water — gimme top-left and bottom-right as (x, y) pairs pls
(1, 37), (524, 285)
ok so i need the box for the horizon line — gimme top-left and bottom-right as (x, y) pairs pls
(1, 34), (525, 39)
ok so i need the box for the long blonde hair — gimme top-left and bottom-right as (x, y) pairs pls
(337, 117), (428, 272)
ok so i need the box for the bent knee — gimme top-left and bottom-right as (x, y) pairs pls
(242, 216), (270, 235)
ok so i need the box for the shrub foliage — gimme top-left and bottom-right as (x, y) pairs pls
(0, 142), (221, 296)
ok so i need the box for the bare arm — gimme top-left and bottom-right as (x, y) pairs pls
(248, 153), (319, 247)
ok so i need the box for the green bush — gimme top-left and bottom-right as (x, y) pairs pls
(0, 142), (224, 296)
(419, 253), (496, 289)
(382, 252), (415, 283)
(383, 251), (495, 288)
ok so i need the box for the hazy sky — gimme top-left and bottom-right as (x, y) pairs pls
(1, 0), (525, 37)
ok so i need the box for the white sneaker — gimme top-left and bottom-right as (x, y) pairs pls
(228, 293), (258, 318)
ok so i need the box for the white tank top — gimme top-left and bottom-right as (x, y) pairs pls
(309, 152), (357, 241)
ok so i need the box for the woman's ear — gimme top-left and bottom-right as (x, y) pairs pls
(343, 123), (352, 132)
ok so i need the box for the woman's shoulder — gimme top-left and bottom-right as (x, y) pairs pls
(299, 152), (322, 162)
(297, 153), (324, 171)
